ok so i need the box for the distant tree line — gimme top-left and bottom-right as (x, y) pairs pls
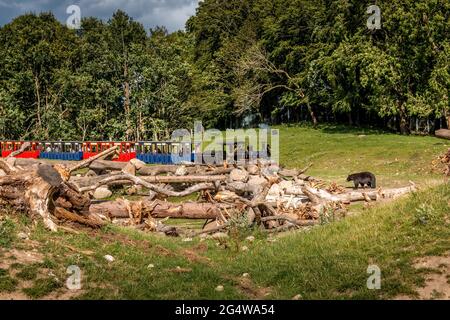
(0, 0), (448, 141)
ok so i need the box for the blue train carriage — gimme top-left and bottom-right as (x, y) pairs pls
(39, 141), (83, 161)
(137, 141), (192, 165)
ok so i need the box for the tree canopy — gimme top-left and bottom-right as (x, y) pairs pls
(0, 1), (448, 140)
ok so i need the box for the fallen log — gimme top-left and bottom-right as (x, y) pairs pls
(8, 158), (45, 166)
(89, 161), (231, 177)
(90, 199), (222, 220)
(7, 142), (31, 158)
(302, 184), (417, 203)
(69, 146), (119, 173)
(71, 174), (227, 189)
(89, 160), (126, 173)
(78, 173), (217, 197)
(0, 147), (121, 231)
(0, 163), (64, 231)
(436, 129), (450, 140)
(54, 207), (104, 228)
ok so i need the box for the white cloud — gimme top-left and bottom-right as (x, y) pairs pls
(77, 0), (198, 31)
(0, 0), (199, 32)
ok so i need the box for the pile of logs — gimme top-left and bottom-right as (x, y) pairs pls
(0, 146), (418, 236)
(433, 148), (450, 177)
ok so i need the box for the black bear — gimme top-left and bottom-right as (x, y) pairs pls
(346, 172), (376, 189)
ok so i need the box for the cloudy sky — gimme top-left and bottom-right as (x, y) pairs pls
(0, 0), (199, 32)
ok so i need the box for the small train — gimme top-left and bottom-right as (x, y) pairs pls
(0, 140), (270, 164)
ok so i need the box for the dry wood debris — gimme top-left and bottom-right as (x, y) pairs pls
(0, 146), (418, 236)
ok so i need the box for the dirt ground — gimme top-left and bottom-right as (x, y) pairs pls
(395, 252), (450, 300)
(0, 247), (83, 300)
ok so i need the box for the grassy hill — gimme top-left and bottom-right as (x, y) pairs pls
(1, 125), (449, 299)
(277, 124), (447, 187)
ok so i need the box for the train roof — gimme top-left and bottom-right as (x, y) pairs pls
(138, 141), (191, 144)
(0, 140), (40, 143)
(40, 141), (82, 144)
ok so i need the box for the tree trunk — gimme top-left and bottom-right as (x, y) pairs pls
(34, 76), (42, 133)
(436, 129), (450, 140)
(302, 185), (417, 204)
(0, 163), (67, 231)
(348, 112), (353, 126)
(398, 103), (410, 135)
(71, 174), (227, 189)
(307, 102), (318, 127)
(89, 199), (222, 220)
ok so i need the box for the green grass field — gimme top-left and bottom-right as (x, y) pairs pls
(0, 125), (449, 299)
(277, 124), (447, 187)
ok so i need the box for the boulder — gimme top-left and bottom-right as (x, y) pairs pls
(247, 165), (260, 175)
(93, 187), (113, 200)
(130, 158), (146, 171)
(267, 183), (282, 197)
(230, 169), (249, 182)
(104, 255), (115, 262)
(175, 166), (188, 176)
(86, 170), (97, 177)
(248, 175), (268, 187)
(126, 186), (138, 196)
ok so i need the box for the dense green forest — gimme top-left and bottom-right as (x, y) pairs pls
(0, 0), (448, 141)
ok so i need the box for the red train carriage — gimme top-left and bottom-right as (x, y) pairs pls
(115, 142), (137, 162)
(0, 141), (40, 159)
(82, 142), (136, 162)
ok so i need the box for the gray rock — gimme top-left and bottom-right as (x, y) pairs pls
(17, 232), (28, 240)
(247, 165), (260, 175)
(175, 166), (188, 176)
(86, 170), (97, 177)
(215, 285), (224, 292)
(248, 175), (268, 186)
(104, 255), (115, 262)
(230, 169), (249, 182)
(93, 187), (113, 200)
